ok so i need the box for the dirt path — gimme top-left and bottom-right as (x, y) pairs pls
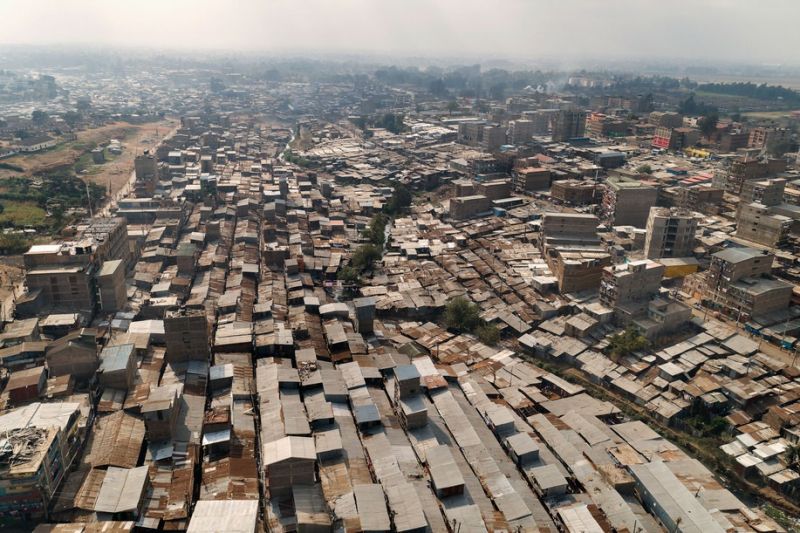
(0, 257), (23, 322)
(0, 118), (178, 196)
(82, 119), (179, 196)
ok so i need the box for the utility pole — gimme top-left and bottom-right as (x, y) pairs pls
(85, 180), (93, 218)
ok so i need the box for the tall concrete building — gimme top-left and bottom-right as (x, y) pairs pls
(643, 207), (697, 259)
(482, 125), (507, 151)
(521, 109), (557, 135)
(714, 157), (787, 194)
(736, 177), (799, 247)
(550, 180), (596, 205)
(449, 195), (491, 220)
(736, 203), (792, 248)
(79, 217), (130, 267)
(705, 247), (792, 318)
(97, 259), (127, 313)
(648, 111), (684, 129)
(21, 243), (98, 315)
(134, 151), (158, 196)
(541, 213), (610, 294)
(600, 260), (690, 339)
(354, 297), (376, 335)
(164, 309), (210, 363)
(600, 260), (664, 313)
(509, 119), (535, 144)
(551, 109), (586, 142)
(602, 177), (659, 228)
(740, 178), (786, 207)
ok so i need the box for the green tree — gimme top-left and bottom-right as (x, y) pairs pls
(31, 110), (47, 125)
(444, 296), (482, 333)
(0, 233), (30, 255)
(447, 100), (459, 115)
(385, 184), (412, 214)
(350, 244), (381, 272)
(636, 164), (652, 174)
(476, 323), (500, 346)
(63, 111), (81, 128)
(606, 326), (649, 360)
(379, 113), (405, 134)
(50, 204), (65, 228)
(337, 266), (361, 287)
(363, 213), (387, 247)
(698, 113), (719, 138)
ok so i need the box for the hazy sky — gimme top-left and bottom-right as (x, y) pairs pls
(0, 0), (797, 64)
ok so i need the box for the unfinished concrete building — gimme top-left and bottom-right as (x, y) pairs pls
(541, 213), (610, 293)
(97, 259), (127, 313)
(643, 207), (697, 259)
(550, 179), (596, 205)
(706, 247), (793, 318)
(164, 309), (210, 362)
(603, 177), (659, 228)
(600, 260), (690, 338)
(449, 195), (491, 220)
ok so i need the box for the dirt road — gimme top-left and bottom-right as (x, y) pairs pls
(0, 118), (178, 196)
(83, 119), (179, 196)
(0, 257), (23, 322)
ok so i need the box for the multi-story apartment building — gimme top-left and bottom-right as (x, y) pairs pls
(600, 260), (691, 338)
(602, 177), (659, 228)
(705, 247), (792, 318)
(0, 402), (83, 519)
(643, 207), (697, 259)
(551, 109), (586, 142)
(550, 180), (596, 205)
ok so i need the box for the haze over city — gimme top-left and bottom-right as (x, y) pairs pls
(1, 0), (799, 64)
(0, 1), (800, 532)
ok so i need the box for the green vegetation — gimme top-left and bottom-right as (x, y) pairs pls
(63, 111), (81, 128)
(767, 139), (793, 157)
(764, 504), (800, 532)
(0, 173), (105, 232)
(385, 184), (413, 214)
(678, 93), (718, 116)
(350, 113), (407, 135)
(0, 232), (32, 255)
(337, 243), (382, 294)
(698, 113), (719, 138)
(476, 323), (501, 346)
(445, 296), (483, 332)
(283, 148), (316, 168)
(606, 326), (649, 361)
(350, 243), (382, 271)
(363, 213), (388, 247)
(0, 201), (47, 227)
(0, 162), (24, 172)
(337, 265), (361, 287)
(376, 113), (405, 134)
(697, 82), (800, 104)
(444, 296), (501, 345)
(635, 164), (652, 174)
(682, 413), (729, 438)
(31, 109), (47, 125)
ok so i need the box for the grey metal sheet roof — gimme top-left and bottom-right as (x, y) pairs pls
(354, 484), (391, 531)
(187, 500), (259, 533)
(94, 466), (148, 513)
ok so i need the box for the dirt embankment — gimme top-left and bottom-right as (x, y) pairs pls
(0, 118), (178, 196)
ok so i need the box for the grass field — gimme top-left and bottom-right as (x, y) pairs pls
(741, 110), (798, 120)
(0, 201), (47, 227)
